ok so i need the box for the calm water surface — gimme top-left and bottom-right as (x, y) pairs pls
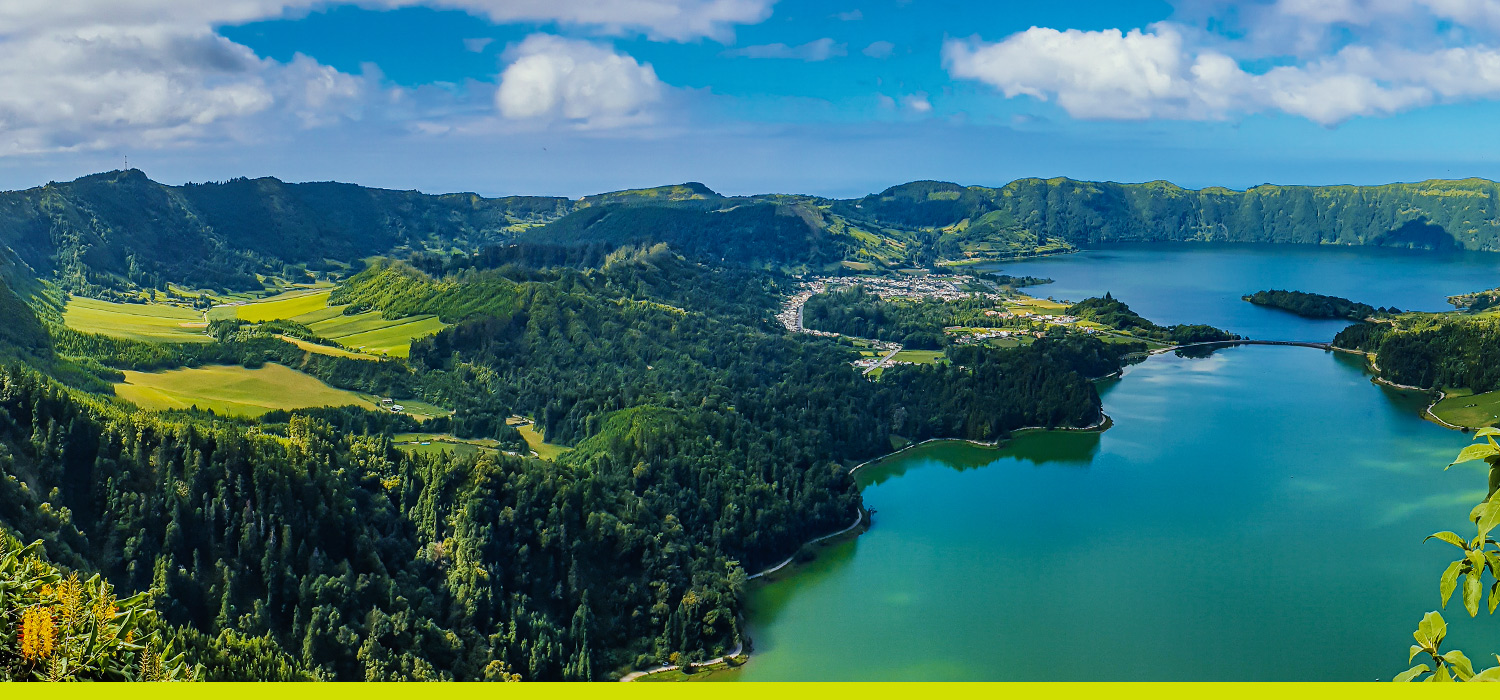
(723, 245), (1500, 681)
(990, 243), (1500, 340)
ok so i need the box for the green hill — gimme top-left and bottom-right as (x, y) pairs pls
(0, 170), (569, 294)
(835, 177), (1500, 254)
(9, 171), (1500, 295)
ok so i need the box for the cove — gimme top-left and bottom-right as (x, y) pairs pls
(723, 347), (1500, 681)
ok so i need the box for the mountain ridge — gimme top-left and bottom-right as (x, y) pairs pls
(7, 170), (1500, 296)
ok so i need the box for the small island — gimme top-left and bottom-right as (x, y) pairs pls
(1243, 289), (1386, 320)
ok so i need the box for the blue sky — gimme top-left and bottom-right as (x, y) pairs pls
(5, 1), (1500, 197)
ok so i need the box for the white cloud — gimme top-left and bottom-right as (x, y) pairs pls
(0, 0), (773, 155)
(835, 9), (863, 21)
(902, 93), (932, 113)
(495, 34), (664, 128)
(862, 40), (895, 58)
(723, 38), (846, 61)
(943, 20), (1500, 125)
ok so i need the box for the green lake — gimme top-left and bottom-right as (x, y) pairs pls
(720, 245), (1500, 681)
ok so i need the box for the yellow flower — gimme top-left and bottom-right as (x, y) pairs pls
(20, 605), (56, 661)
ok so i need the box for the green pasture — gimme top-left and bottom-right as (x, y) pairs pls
(64, 298), (210, 343)
(114, 363), (372, 418)
(1431, 388), (1500, 429)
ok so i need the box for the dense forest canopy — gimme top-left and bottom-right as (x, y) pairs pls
(1244, 290), (1382, 320)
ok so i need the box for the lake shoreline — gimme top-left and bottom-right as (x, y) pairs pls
(619, 411), (1115, 682)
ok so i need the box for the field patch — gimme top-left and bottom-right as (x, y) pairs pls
(64, 298), (211, 343)
(229, 289), (332, 322)
(275, 335), (377, 361)
(890, 349), (946, 365)
(1431, 388), (1500, 429)
(307, 313), (447, 358)
(393, 433), (500, 458)
(516, 423), (571, 461)
(114, 363), (371, 418)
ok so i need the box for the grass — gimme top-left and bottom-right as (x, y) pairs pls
(890, 350), (945, 365)
(392, 433), (500, 458)
(229, 289), (333, 322)
(114, 363), (372, 418)
(310, 314), (447, 358)
(1431, 388), (1500, 429)
(516, 423), (571, 461)
(274, 335), (376, 361)
(64, 298), (211, 344)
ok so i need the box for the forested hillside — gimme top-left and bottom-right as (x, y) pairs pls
(8, 171), (1500, 302)
(835, 178), (1500, 254)
(0, 235), (1134, 680)
(0, 170), (567, 295)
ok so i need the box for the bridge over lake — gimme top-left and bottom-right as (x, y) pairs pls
(1120, 339), (1336, 363)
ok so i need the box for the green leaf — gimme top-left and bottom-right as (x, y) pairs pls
(1452, 443), (1500, 468)
(1469, 549), (1488, 575)
(1411, 644), (1425, 663)
(1416, 611), (1448, 649)
(1427, 531), (1468, 549)
(1492, 580), (1500, 616)
(1442, 561), (1464, 607)
(1443, 650), (1477, 680)
(1477, 499), (1500, 537)
(1474, 666), (1500, 682)
(1394, 664), (1429, 682)
(1466, 572), (1484, 617)
(1474, 427), (1500, 438)
(1431, 665), (1454, 682)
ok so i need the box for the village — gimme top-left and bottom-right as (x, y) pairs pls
(776, 273), (1094, 374)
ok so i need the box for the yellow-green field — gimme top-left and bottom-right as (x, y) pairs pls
(393, 433), (499, 458)
(114, 364), (370, 418)
(308, 314), (447, 358)
(209, 288), (446, 358)
(1431, 388), (1500, 429)
(516, 423), (571, 461)
(274, 335), (376, 361)
(228, 289), (333, 322)
(64, 298), (211, 343)
(890, 350), (946, 365)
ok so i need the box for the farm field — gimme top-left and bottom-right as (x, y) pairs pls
(64, 298), (211, 343)
(516, 423), (571, 461)
(307, 313), (446, 357)
(274, 335), (376, 360)
(392, 433), (501, 458)
(207, 286), (446, 357)
(113, 363), (372, 418)
(890, 349), (945, 364)
(225, 288), (333, 322)
(1430, 388), (1500, 429)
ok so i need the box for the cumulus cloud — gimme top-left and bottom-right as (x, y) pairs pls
(0, 0), (772, 154)
(496, 35), (665, 128)
(943, 17), (1500, 125)
(902, 94), (932, 113)
(723, 38), (847, 61)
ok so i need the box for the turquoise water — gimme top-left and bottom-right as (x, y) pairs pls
(990, 243), (1500, 340)
(725, 245), (1500, 681)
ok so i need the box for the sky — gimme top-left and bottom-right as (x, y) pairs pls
(8, 1), (1500, 198)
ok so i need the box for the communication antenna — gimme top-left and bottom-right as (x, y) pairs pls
(124, 154), (128, 170)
